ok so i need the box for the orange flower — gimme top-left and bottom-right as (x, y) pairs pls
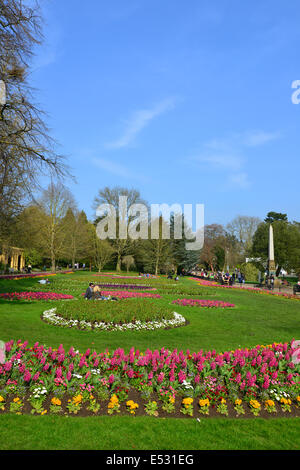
(51, 397), (61, 406)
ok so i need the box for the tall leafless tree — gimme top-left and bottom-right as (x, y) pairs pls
(0, 0), (68, 244)
(93, 186), (147, 271)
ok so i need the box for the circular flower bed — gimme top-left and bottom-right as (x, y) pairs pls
(0, 292), (74, 301)
(42, 308), (186, 331)
(93, 283), (156, 290)
(41, 298), (186, 331)
(94, 275), (143, 279)
(91, 291), (161, 299)
(172, 299), (235, 308)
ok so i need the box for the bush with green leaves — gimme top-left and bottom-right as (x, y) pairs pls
(240, 263), (260, 283)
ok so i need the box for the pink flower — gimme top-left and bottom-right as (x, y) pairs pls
(23, 370), (31, 382)
(3, 361), (12, 372)
(235, 373), (241, 384)
(178, 370), (186, 383)
(157, 372), (164, 383)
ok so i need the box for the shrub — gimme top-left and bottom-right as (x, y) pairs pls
(240, 263), (260, 283)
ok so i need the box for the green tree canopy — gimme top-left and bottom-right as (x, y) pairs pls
(252, 217), (300, 275)
(264, 212), (288, 223)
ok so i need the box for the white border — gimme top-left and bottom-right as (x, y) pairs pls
(42, 308), (186, 332)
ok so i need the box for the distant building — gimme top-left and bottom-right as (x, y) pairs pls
(245, 257), (261, 263)
(0, 246), (25, 271)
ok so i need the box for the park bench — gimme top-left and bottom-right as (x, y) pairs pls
(293, 284), (300, 295)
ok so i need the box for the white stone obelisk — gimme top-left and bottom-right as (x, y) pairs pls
(268, 224), (276, 275)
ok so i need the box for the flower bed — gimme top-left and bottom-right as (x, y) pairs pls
(45, 298), (177, 329)
(93, 284), (156, 290)
(42, 308), (186, 331)
(80, 291), (161, 299)
(93, 290), (161, 299)
(190, 277), (300, 300)
(172, 299), (235, 308)
(189, 278), (218, 286)
(0, 273), (57, 281)
(0, 271), (74, 281)
(0, 340), (299, 418)
(92, 275), (143, 280)
(0, 292), (74, 301)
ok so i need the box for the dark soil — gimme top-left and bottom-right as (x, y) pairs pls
(1, 390), (299, 419)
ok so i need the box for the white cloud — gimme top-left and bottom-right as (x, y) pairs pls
(242, 130), (280, 147)
(106, 98), (177, 149)
(189, 129), (280, 190)
(92, 157), (146, 182)
(192, 153), (244, 171)
(92, 158), (133, 178)
(229, 172), (251, 189)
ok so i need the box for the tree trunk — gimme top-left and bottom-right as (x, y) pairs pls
(116, 253), (121, 271)
(155, 256), (159, 275)
(51, 255), (56, 273)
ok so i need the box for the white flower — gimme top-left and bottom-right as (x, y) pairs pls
(42, 309), (186, 333)
(73, 374), (83, 379)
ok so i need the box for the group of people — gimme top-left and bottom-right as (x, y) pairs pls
(68, 263), (86, 270)
(192, 269), (246, 286)
(264, 274), (275, 289)
(138, 273), (156, 278)
(22, 264), (32, 274)
(37, 278), (50, 285)
(84, 283), (118, 301)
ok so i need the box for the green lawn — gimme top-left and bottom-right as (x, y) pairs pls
(0, 415), (299, 450)
(0, 271), (300, 450)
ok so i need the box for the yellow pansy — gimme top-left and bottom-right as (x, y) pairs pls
(265, 400), (275, 407)
(199, 398), (210, 407)
(51, 397), (61, 406)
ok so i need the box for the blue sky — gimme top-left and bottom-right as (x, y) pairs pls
(29, 0), (300, 225)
